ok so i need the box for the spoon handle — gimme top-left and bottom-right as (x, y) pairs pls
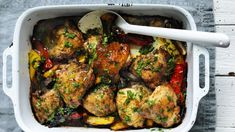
(124, 24), (230, 47)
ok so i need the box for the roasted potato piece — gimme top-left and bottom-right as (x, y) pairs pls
(130, 48), (173, 89)
(140, 84), (181, 127)
(111, 121), (129, 131)
(94, 42), (130, 84)
(83, 85), (116, 116)
(31, 89), (62, 123)
(55, 62), (95, 108)
(84, 116), (115, 126)
(116, 84), (151, 128)
(48, 21), (84, 60)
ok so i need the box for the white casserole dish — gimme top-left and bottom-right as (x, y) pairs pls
(2, 4), (210, 132)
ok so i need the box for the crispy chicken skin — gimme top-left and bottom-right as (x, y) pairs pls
(140, 84), (181, 127)
(94, 42), (130, 83)
(130, 49), (172, 89)
(32, 89), (62, 123)
(83, 85), (116, 116)
(54, 62), (95, 108)
(48, 21), (84, 60)
(116, 84), (151, 128)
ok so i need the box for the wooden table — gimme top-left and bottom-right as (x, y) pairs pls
(214, 0), (235, 131)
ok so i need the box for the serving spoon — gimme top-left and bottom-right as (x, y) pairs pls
(78, 10), (230, 48)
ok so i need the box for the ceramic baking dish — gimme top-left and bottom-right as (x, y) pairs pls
(2, 4), (210, 132)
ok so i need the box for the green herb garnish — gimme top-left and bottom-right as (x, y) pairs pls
(124, 115), (131, 122)
(139, 44), (154, 55)
(72, 82), (80, 88)
(132, 107), (140, 113)
(136, 59), (151, 76)
(118, 91), (125, 94)
(125, 90), (136, 105)
(146, 99), (155, 107)
(64, 33), (76, 39)
(102, 33), (108, 46)
(63, 27), (76, 39)
(64, 41), (73, 48)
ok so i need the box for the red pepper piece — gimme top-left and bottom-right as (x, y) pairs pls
(170, 62), (186, 104)
(118, 33), (154, 46)
(32, 38), (53, 70)
(44, 59), (53, 69)
(70, 112), (82, 120)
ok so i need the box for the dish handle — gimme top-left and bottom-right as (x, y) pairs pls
(2, 45), (14, 101)
(194, 45), (210, 101)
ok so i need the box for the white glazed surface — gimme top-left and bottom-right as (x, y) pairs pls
(2, 4), (210, 132)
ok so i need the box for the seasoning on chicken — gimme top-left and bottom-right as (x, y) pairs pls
(93, 42), (130, 84)
(130, 48), (173, 89)
(116, 84), (151, 128)
(54, 62), (95, 108)
(48, 21), (84, 60)
(83, 85), (116, 116)
(140, 84), (181, 127)
(31, 89), (62, 123)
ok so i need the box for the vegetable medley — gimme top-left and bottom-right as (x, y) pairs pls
(29, 13), (187, 130)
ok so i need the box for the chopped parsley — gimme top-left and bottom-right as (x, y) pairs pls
(87, 42), (98, 65)
(156, 114), (168, 123)
(154, 56), (158, 61)
(41, 56), (46, 63)
(72, 82), (80, 88)
(100, 75), (112, 84)
(125, 90), (136, 105)
(64, 41), (73, 48)
(146, 99), (155, 107)
(103, 68), (109, 73)
(102, 33), (108, 46)
(124, 115), (131, 122)
(136, 59), (152, 76)
(63, 27), (76, 39)
(136, 60), (144, 76)
(88, 52), (97, 65)
(105, 53), (110, 57)
(36, 98), (43, 108)
(139, 44), (154, 55)
(114, 62), (119, 68)
(99, 93), (104, 99)
(132, 107), (140, 113)
(64, 32), (76, 39)
(173, 117), (177, 123)
(161, 116), (168, 123)
(166, 57), (175, 75)
(118, 91), (125, 94)
(167, 95), (173, 102)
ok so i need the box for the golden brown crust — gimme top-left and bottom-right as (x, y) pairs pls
(83, 85), (116, 116)
(116, 84), (151, 128)
(31, 89), (62, 123)
(94, 42), (130, 83)
(55, 62), (95, 108)
(140, 84), (181, 127)
(48, 21), (84, 60)
(130, 49), (171, 89)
